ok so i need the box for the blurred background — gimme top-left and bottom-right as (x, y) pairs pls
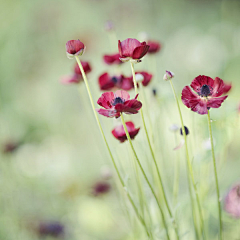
(1, 0), (240, 239)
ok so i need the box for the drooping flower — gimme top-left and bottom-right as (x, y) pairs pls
(61, 61), (91, 84)
(118, 38), (150, 63)
(96, 90), (142, 118)
(103, 53), (122, 65)
(92, 181), (111, 196)
(112, 121), (140, 143)
(181, 75), (228, 115)
(147, 40), (161, 54)
(66, 40), (85, 59)
(224, 183), (240, 218)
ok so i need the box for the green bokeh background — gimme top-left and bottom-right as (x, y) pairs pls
(1, 0), (240, 239)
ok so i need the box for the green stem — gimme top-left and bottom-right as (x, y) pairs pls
(130, 62), (178, 237)
(207, 110), (223, 240)
(75, 56), (150, 238)
(120, 113), (170, 240)
(169, 79), (206, 240)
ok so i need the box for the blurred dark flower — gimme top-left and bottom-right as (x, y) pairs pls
(2, 141), (19, 154)
(61, 61), (91, 84)
(147, 40), (161, 54)
(224, 183), (240, 218)
(181, 75), (228, 115)
(180, 126), (189, 136)
(112, 121), (140, 143)
(103, 53), (122, 65)
(118, 38), (149, 63)
(152, 89), (157, 96)
(66, 39), (85, 59)
(93, 181), (111, 196)
(163, 70), (174, 81)
(38, 221), (64, 238)
(96, 90), (142, 118)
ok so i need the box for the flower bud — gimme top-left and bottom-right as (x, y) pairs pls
(180, 126), (189, 136)
(163, 70), (174, 81)
(66, 40), (85, 59)
(135, 73), (144, 83)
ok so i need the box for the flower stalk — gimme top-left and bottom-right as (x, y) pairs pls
(74, 56), (151, 238)
(207, 110), (223, 240)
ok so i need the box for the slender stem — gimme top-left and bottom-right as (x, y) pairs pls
(120, 113), (170, 240)
(130, 62), (177, 229)
(173, 133), (180, 206)
(75, 56), (150, 238)
(207, 110), (223, 240)
(169, 79), (206, 240)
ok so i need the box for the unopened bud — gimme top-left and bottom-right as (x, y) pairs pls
(163, 70), (174, 81)
(135, 73), (144, 83)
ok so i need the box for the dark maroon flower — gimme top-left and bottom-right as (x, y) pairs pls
(98, 73), (134, 91)
(103, 53), (122, 65)
(147, 40), (161, 54)
(224, 183), (240, 218)
(92, 182), (111, 196)
(38, 221), (64, 238)
(66, 39), (85, 59)
(181, 75), (228, 115)
(61, 61), (91, 85)
(118, 38), (150, 62)
(96, 90), (142, 118)
(112, 121), (140, 143)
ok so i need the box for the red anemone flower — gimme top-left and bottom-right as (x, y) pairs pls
(181, 75), (228, 115)
(112, 121), (140, 143)
(103, 53), (122, 65)
(147, 40), (161, 54)
(96, 90), (142, 118)
(98, 73), (134, 91)
(224, 183), (240, 218)
(66, 40), (85, 59)
(61, 61), (91, 84)
(118, 38), (150, 62)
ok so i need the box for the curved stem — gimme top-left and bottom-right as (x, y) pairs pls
(169, 79), (206, 240)
(75, 56), (150, 238)
(207, 110), (223, 240)
(120, 113), (170, 240)
(130, 62), (179, 239)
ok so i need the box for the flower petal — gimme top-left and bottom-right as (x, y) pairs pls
(207, 95), (228, 109)
(61, 74), (81, 84)
(132, 44), (150, 59)
(98, 73), (115, 91)
(103, 53), (122, 65)
(124, 99), (142, 111)
(96, 108), (119, 118)
(212, 77), (225, 97)
(114, 90), (130, 101)
(181, 86), (208, 114)
(97, 92), (115, 109)
(190, 75), (214, 93)
(118, 38), (142, 58)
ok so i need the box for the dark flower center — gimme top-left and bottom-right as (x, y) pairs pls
(200, 84), (211, 97)
(111, 76), (118, 84)
(112, 97), (124, 105)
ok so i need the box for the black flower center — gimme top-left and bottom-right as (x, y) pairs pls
(112, 97), (124, 105)
(111, 76), (118, 84)
(200, 84), (211, 97)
